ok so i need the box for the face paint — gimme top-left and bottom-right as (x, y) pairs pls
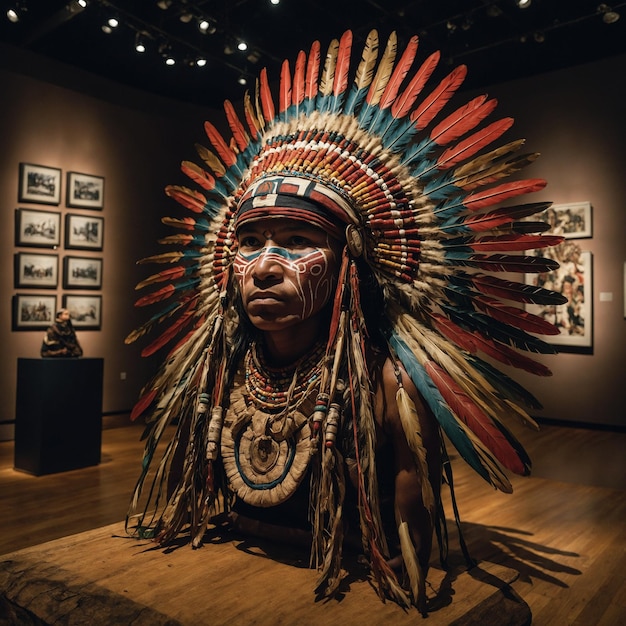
(234, 218), (342, 331)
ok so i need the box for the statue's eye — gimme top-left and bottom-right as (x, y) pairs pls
(288, 235), (311, 248)
(239, 235), (261, 249)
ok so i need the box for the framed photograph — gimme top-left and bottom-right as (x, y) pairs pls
(18, 163), (61, 205)
(67, 171), (105, 209)
(525, 242), (593, 352)
(15, 208), (61, 248)
(65, 214), (104, 250)
(63, 294), (102, 330)
(15, 252), (58, 289)
(63, 256), (103, 289)
(12, 294), (57, 331)
(538, 201), (592, 239)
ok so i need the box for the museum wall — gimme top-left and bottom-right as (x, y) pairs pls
(473, 53), (626, 429)
(0, 44), (215, 440)
(0, 44), (624, 439)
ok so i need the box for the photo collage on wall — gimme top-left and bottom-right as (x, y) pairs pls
(13, 163), (104, 331)
(524, 201), (593, 353)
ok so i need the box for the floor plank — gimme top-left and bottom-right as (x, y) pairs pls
(1, 421), (625, 624)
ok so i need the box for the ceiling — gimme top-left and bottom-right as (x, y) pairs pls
(2, 0), (626, 109)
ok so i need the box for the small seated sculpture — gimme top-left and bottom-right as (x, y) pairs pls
(41, 308), (83, 358)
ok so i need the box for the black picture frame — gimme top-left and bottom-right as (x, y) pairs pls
(15, 252), (59, 289)
(66, 171), (105, 209)
(63, 256), (103, 289)
(15, 208), (61, 248)
(18, 163), (62, 205)
(65, 213), (104, 251)
(13, 293), (57, 331)
(63, 294), (102, 330)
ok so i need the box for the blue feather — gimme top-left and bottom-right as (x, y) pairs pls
(384, 117), (418, 152)
(343, 86), (368, 116)
(388, 331), (491, 483)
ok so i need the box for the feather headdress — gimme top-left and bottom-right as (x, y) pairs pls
(126, 30), (565, 610)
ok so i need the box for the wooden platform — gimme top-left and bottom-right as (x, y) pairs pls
(0, 521), (530, 625)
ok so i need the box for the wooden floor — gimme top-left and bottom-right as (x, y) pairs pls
(1, 420), (625, 625)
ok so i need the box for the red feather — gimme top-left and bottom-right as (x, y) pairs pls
(430, 96), (497, 147)
(464, 179), (547, 211)
(425, 360), (528, 474)
(203, 121), (237, 168)
(292, 50), (306, 108)
(223, 100), (249, 153)
(470, 332), (553, 376)
(436, 117), (514, 170)
(165, 186), (207, 213)
(136, 266), (188, 290)
(465, 293), (561, 335)
(453, 201), (552, 231)
(259, 67), (276, 122)
(279, 59), (292, 114)
(164, 311), (207, 359)
(391, 50), (440, 119)
(305, 40), (321, 102)
(180, 161), (216, 191)
(141, 304), (198, 357)
(410, 64), (467, 130)
(431, 312), (479, 353)
(130, 387), (158, 421)
(332, 30), (353, 98)
(135, 284), (176, 307)
(379, 34), (418, 111)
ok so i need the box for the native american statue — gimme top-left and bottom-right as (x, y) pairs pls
(125, 30), (565, 613)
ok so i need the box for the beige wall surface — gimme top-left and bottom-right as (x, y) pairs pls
(0, 45), (215, 438)
(475, 54), (626, 428)
(1, 45), (624, 437)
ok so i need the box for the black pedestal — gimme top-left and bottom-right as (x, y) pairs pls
(14, 358), (104, 475)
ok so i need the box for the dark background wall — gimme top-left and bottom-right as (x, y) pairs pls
(0, 45), (624, 438)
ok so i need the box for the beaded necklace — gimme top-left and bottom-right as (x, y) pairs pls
(244, 340), (326, 412)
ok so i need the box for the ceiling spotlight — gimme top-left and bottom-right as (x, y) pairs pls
(135, 32), (147, 53)
(598, 3), (620, 23)
(238, 75), (247, 86)
(269, 0), (281, 5)
(157, 0), (172, 9)
(78, 0), (88, 7)
(533, 30), (545, 43)
(237, 40), (248, 52)
(179, 12), (193, 23)
(196, 57), (207, 67)
(517, 0), (531, 8)
(102, 24), (113, 34)
(198, 19), (216, 34)
(6, 2), (27, 23)
(107, 17), (119, 28)
(165, 56), (175, 66)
